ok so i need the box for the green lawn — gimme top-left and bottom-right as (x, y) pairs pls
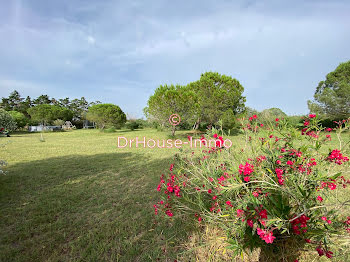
(0, 129), (348, 261)
(0, 129), (200, 262)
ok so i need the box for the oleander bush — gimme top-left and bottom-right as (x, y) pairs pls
(154, 114), (350, 261)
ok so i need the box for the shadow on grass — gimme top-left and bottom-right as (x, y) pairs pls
(0, 152), (193, 262)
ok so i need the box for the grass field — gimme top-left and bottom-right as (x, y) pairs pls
(0, 128), (348, 261)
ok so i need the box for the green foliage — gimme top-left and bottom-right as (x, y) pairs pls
(260, 108), (287, 122)
(27, 104), (73, 125)
(86, 103), (126, 129)
(145, 84), (197, 135)
(0, 109), (17, 132)
(145, 72), (246, 133)
(1, 91), (101, 123)
(125, 120), (140, 130)
(188, 72), (245, 128)
(53, 119), (65, 126)
(8, 111), (27, 128)
(308, 60), (350, 119)
(155, 115), (350, 260)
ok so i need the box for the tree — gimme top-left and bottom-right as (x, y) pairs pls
(33, 95), (52, 106)
(144, 84), (197, 135)
(0, 109), (17, 133)
(8, 111), (27, 128)
(0, 90), (23, 111)
(86, 104), (126, 129)
(308, 61), (350, 119)
(188, 72), (245, 129)
(27, 104), (73, 125)
(260, 108), (287, 121)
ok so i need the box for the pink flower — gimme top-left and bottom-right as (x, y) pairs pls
(276, 160), (281, 165)
(321, 216), (327, 221)
(316, 196), (323, 202)
(226, 201), (233, 207)
(208, 189), (212, 194)
(213, 133), (218, 138)
(247, 219), (254, 228)
(243, 176), (250, 182)
(309, 114), (316, 118)
(252, 191), (259, 197)
(287, 160), (294, 166)
(275, 118), (279, 122)
(327, 220), (332, 224)
(236, 209), (244, 217)
(263, 232), (276, 243)
(239, 162), (254, 176)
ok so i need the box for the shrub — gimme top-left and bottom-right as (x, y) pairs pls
(53, 119), (65, 126)
(0, 109), (17, 133)
(125, 120), (140, 130)
(103, 127), (116, 133)
(8, 111), (27, 128)
(154, 114), (350, 261)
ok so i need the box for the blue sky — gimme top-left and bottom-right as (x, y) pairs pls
(1, 0), (349, 118)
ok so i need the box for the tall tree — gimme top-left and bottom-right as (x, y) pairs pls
(86, 104), (126, 129)
(308, 61), (350, 119)
(0, 90), (23, 111)
(33, 95), (52, 105)
(144, 84), (197, 135)
(188, 72), (245, 128)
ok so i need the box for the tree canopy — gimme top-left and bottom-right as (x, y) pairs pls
(1, 90), (101, 121)
(27, 104), (73, 125)
(308, 61), (350, 119)
(0, 109), (17, 132)
(86, 104), (126, 129)
(145, 72), (246, 132)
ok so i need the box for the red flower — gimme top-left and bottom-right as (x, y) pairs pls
(316, 196), (323, 202)
(259, 209), (268, 219)
(247, 219), (254, 228)
(239, 162), (254, 176)
(309, 114), (316, 118)
(236, 209), (244, 217)
(325, 251), (333, 258)
(243, 176), (250, 182)
(275, 118), (279, 122)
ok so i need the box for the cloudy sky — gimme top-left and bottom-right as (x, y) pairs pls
(1, 0), (349, 117)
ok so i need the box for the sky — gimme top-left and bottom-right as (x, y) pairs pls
(0, 0), (349, 118)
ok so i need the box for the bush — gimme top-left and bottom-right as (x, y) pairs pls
(154, 114), (350, 261)
(8, 111), (27, 128)
(53, 119), (65, 126)
(125, 120), (140, 130)
(103, 127), (116, 133)
(0, 109), (17, 133)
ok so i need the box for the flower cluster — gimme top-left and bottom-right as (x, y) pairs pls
(327, 149), (349, 165)
(155, 114), (350, 260)
(239, 162), (254, 182)
(290, 214), (310, 235)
